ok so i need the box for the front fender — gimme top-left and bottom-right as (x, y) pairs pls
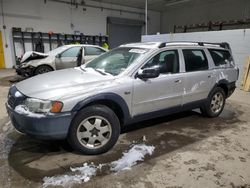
(72, 92), (131, 124)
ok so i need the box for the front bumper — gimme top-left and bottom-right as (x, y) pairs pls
(6, 103), (75, 140)
(15, 65), (34, 77)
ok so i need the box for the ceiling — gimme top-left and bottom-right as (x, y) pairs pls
(89, 0), (193, 12)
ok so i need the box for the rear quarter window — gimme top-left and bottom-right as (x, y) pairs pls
(209, 49), (232, 66)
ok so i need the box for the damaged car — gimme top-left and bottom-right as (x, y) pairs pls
(6, 42), (238, 154)
(15, 44), (108, 77)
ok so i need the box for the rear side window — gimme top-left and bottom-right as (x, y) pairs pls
(85, 47), (106, 56)
(183, 49), (208, 72)
(209, 49), (232, 66)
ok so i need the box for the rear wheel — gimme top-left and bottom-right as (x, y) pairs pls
(68, 105), (120, 154)
(200, 87), (225, 117)
(33, 65), (53, 75)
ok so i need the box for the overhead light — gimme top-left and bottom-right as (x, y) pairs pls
(165, 0), (190, 7)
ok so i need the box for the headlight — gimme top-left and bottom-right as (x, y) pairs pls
(24, 98), (63, 113)
(20, 63), (28, 67)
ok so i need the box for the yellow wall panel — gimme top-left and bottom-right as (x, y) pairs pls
(0, 31), (6, 69)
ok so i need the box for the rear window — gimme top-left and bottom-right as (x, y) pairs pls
(209, 49), (232, 66)
(183, 49), (208, 72)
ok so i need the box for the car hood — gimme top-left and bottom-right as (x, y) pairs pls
(15, 68), (115, 100)
(21, 51), (49, 63)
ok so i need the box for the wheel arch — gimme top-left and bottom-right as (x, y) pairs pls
(209, 79), (229, 98)
(72, 93), (130, 126)
(33, 64), (54, 75)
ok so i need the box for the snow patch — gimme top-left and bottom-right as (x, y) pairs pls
(110, 144), (155, 172)
(43, 163), (96, 188)
(14, 105), (46, 118)
(42, 144), (155, 187)
(191, 83), (199, 92)
(190, 80), (206, 92)
(183, 88), (187, 94)
(200, 80), (205, 85)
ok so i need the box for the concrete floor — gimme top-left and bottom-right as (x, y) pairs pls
(0, 69), (250, 188)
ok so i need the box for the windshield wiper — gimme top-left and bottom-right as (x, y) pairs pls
(83, 67), (109, 75)
(80, 66), (86, 72)
(94, 69), (107, 75)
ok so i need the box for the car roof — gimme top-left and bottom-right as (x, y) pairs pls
(120, 42), (163, 49)
(64, 44), (103, 48)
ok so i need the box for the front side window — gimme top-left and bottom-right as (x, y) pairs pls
(85, 47), (106, 56)
(84, 48), (148, 76)
(142, 50), (179, 74)
(209, 49), (232, 66)
(183, 49), (208, 72)
(61, 47), (81, 57)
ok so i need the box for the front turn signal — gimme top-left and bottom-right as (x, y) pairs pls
(50, 101), (63, 113)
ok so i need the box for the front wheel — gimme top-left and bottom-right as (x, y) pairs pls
(33, 65), (53, 76)
(68, 105), (120, 154)
(200, 87), (226, 117)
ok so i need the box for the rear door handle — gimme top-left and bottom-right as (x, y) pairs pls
(174, 79), (181, 83)
(208, 75), (212, 78)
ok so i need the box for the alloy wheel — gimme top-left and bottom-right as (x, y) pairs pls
(76, 116), (112, 149)
(210, 92), (224, 113)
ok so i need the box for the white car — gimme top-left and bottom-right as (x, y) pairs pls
(16, 44), (108, 77)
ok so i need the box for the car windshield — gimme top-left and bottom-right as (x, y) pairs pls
(83, 47), (148, 76)
(46, 45), (71, 55)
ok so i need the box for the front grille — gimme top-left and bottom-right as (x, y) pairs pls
(8, 95), (16, 108)
(7, 86), (26, 109)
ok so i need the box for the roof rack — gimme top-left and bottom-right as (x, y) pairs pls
(161, 41), (231, 50)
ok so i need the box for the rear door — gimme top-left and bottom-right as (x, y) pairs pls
(55, 46), (81, 69)
(181, 48), (214, 104)
(132, 49), (183, 116)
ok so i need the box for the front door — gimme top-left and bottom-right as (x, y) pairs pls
(55, 46), (81, 69)
(132, 50), (183, 116)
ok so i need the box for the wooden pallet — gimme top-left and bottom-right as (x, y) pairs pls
(241, 56), (250, 92)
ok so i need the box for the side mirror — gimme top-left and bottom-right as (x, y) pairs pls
(137, 66), (160, 80)
(56, 54), (61, 58)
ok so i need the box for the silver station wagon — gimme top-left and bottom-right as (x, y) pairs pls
(6, 42), (239, 154)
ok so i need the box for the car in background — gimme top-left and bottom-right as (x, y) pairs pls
(15, 44), (108, 77)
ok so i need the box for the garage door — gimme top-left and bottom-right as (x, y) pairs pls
(107, 17), (144, 49)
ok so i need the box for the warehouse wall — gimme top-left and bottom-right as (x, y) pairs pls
(0, 0), (161, 68)
(161, 0), (250, 33)
(141, 29), (250, 85)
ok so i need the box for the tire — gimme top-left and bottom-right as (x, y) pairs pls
(200, 87), (226, 118)
(68, 105), (120, 154)
(33, 65), (53, 76)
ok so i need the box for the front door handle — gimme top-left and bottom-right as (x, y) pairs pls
(174, 79), (181, 83)
(208, 75), (212, 78)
